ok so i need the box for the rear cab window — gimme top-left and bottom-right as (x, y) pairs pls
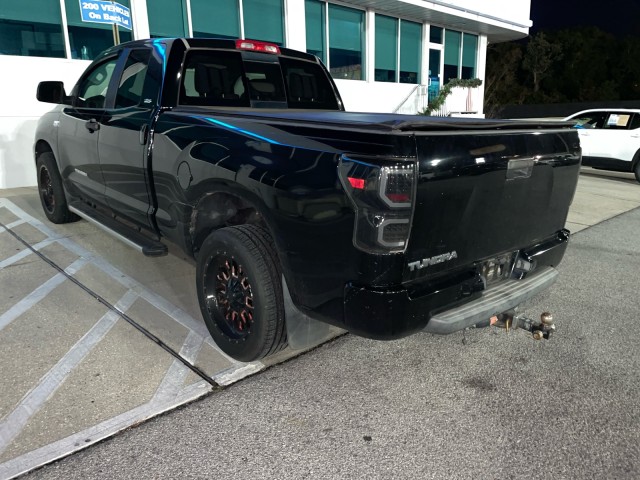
(179, 48), (339, 110)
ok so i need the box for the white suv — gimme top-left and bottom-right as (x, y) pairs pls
(564, 108), (640, 183)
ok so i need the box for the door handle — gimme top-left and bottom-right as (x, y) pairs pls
(85, 118), (100, 132)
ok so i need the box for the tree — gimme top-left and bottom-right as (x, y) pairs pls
(522, 32), (562, 94)
(484, 42), (527, 117)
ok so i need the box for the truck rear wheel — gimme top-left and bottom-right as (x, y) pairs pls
(196, 225), (287, 362)
(36, 152), (78, 224)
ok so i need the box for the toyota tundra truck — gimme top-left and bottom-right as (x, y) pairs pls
(34, 38), (580, 361)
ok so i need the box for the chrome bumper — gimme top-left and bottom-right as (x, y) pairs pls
(424, 267), (558, 334)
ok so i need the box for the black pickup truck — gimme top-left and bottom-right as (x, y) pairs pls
(35, 38), (580, 361)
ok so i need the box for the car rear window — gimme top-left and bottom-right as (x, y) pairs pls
(179, 49), (339, 110)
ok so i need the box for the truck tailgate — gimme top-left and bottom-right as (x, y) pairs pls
(405, 129), (581, 281)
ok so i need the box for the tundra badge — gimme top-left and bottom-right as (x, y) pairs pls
(408, 251), (458, 271)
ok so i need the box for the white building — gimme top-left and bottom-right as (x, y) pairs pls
(0, 0), (532, 189)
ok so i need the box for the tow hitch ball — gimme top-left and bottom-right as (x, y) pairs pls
(490, 311), (556, 340)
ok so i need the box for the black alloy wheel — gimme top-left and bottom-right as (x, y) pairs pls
(209, 257), (255, 338)
(196, 224), (287, 362)
(35, 152), (79, 224)
(38, 164), (56, 215)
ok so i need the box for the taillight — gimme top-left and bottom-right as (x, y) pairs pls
(235, 39), (280, 54)
(380, 166), (413, 207)
(338, 155), (416, 254)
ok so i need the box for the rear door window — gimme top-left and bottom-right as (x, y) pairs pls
(603, 112), (633, 130)
(115, 49), (152, 109)
(629, 114), (640, 130)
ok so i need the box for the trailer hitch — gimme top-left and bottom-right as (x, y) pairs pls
(489, 311), (556, 340)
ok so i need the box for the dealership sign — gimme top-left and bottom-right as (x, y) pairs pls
(79, 1), (132, 30)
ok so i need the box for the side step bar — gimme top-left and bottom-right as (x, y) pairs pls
(425, 267), (558, 334)
(68, 202), (167, 257)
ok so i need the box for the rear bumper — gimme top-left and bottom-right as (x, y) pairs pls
(342, 230), (569, 339)
(424, 267), (557, 334)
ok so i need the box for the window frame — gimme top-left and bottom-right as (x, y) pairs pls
(305, 0), (367, 81)
(443, 28), (479, 82)
(328, 2), (366, 81)
(0, 0), (66, 58)
(373, 14), (423, 85)
(374, 13), (398, 83)
(398, 18), (422, 84)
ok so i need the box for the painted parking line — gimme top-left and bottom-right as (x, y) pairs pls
(0, 291), (138, 456)
(0, 238), (55, 269)
(0, 219), (25, 234)
(0, 258), (86, 333)
(0, 382), (210, 480)
(0, 198), (269, 479)
(0, 198), (263, 372)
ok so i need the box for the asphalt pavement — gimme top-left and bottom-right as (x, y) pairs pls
(22, 183), (640, 479)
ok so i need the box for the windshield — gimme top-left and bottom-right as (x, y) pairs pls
(179, 49), (340, 110)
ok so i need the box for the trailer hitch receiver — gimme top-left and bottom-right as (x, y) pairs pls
(490, 311), (556, 340)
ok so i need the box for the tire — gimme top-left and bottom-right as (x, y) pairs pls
(36, 152), (79, 224)
(634, 161), (640, 184)
(196, 225), (287, 362)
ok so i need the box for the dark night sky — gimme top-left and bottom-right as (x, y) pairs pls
(530, 0), (640, 36)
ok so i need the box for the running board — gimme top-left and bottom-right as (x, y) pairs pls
(68, 202), (167, 257)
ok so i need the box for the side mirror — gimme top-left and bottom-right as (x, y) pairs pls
(37, 81), (68, 104)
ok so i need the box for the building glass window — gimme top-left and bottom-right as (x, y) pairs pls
(243, 0), (284, 45)
(375, 15), (397, 82)
(400, 20), (421, 84)
(0, 1), (65, 58)
(428, 49), (441, 102)
(430, 25), (443, 44)
(147, 0), (188, 37)
(328, 4), (364, 80)
(192, 0), (240, 39)
(65, 0), (133, 60)
(443, 29), (461, 83)
(461, 33), (478, 79)
(305, 0), (325, 63)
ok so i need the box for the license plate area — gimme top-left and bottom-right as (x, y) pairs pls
(477, 251), (517, 286)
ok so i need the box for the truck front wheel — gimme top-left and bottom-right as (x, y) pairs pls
(196, 225), (287, 362)
(36, 152), (78, 224)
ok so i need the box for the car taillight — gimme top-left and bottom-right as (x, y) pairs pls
(338, 155), (416, 254)
(235, 39), (280, 54)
